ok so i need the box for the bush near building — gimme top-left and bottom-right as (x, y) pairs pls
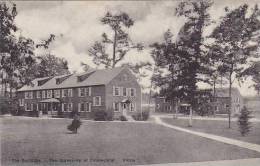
(237, 106), (252, 136)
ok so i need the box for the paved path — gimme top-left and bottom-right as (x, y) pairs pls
(153, 114), (260, 122)
(137, 158), (260, 166)
(153, 116), (260, 153)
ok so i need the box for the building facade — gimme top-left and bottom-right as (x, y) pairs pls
(155, 88), (244, 115)
(17, 67), (141, 119)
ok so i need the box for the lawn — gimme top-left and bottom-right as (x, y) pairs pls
(1, 117), (260, 166)
(162, 117), (260, 144)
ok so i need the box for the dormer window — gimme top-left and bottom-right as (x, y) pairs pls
(77, 71), (95, 82)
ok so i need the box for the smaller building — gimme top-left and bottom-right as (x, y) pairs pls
(154, 88), (244, 115)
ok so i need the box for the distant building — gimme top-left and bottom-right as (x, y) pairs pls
(17, 67), (141, 119)
(154, 88), (244, 115)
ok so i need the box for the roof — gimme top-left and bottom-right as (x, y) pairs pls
(17, 67), (126, 92)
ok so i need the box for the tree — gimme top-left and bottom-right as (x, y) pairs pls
(34, 34), (70, 78)
(88, 12), (143, 68)
(237, 106), (252, 136)
(211, 4), (260, 128)
(34, 54), (70, 78)
(151, 1), (213, 117)
(242, 61), (260, 96)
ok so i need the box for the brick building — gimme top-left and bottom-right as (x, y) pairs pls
(17, 67), (141, 119)
(155, 88), (244, 115)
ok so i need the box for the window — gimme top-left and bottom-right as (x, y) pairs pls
(156, 104), (160, 109)
(130, 88), (136, 97)
(85, 87), (91, 96)
(113, 102), (120, 112)
(42, 91), (46, 99)
(19, 99), (24, 106)
(68, 89), (73, 97)
(78, 103), (85, 112)
(93, 96), (101, 106)
(215, 106), (219, 111)
(122, 74), (128, 81)
(113, 86), (120, 96)
(85, 103), (91, 112)
(78, 88), (85, 97)
(122, 87), (127, 96)
(36, 91), (41, 99)
(68, 103), (73, 112)
(25, 92), (33, 99)
(78, 102), (91, 112)
(47, 90), (52, 98)
(130, 103), (136, 112)
(62, 103), (68, 112)
(25, 103), (32, 111)
(62, 89), (68, 97)
(54, 90), (60, 98)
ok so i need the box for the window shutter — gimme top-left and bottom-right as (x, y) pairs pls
(70, 103), (73, 111)
(70, 89), (73, 97)
(78, 88), (80, 97)
(89, 103), (92, 112)
(120, 87), (124, 96)
(62, 104), (64, 111)
(119, 103), (121, 112)
(89, 87), (91, 96)
(113, 86), (115, 96)
(134, 88), (136, 97)
(93, 97), (96, 106)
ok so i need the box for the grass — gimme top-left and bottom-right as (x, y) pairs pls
(162, 117), (260, 144)
(1, 117), (260, 166)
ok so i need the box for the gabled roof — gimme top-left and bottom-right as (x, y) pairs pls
(17, 67), (126, 92)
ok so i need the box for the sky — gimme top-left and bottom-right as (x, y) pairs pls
(10, 0), (260, 96)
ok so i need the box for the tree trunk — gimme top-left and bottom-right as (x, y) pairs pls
(228, 72), (232, 129)
(112, 30), (117, 68)
(213, 80), (216, 116)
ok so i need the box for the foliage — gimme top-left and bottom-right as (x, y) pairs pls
(210, 4), (260, 127)
(88, 12), (143, 68)
(67, 114), (82, 133)
(151, 1), (213, 108)
(237, 106), (252, 136)
(132, 110), (150, 121)
(0, 96), (11, 114)
(120, 115), (127, 121)
(242, 61), (260, 95)
(34, 54), (70, 78)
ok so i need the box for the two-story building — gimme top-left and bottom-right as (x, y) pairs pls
(17, 67), (141, 119)
(154, 88), (244, 116)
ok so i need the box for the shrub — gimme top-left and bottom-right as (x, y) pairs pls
(132, 111), (150, 121)
(0, 96), (11, 115)
(120, 115), (127, 121)
(237, 106), (252, 136)
(67, 114), (82, 134)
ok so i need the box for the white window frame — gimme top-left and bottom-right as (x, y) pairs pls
(25, 103), (31, 111)
(130, 88), (136, 97)
(36, 91), (41, 99)
(62, 103), (68, 112)
(68, 103), (73, 112)
(19, 99), (24, 106)
(47, 90), (52, 98)
(86, 102), (91, 112)
(68, 89), (73, 97)
(54, 90), (60, 98)
(93, 96), (101, 106)
(42, 90), (46, 99)
(85, 87), (91, 96)
(62, 89), (68, 97)
(130, 103), (136, 112)
(113, 102), (120, 112)
(122, 87), (127, 97)
(78, 103), (85, 112)
(113, 86), (120, 96)
(78, 88), (85, 97)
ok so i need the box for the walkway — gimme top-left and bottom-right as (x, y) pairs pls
(153, 116), (260, 153)
(153, 114), (260, 122)
(137, 158), (260, 166)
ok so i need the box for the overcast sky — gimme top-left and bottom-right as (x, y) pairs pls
(12, 0), (260, 96)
